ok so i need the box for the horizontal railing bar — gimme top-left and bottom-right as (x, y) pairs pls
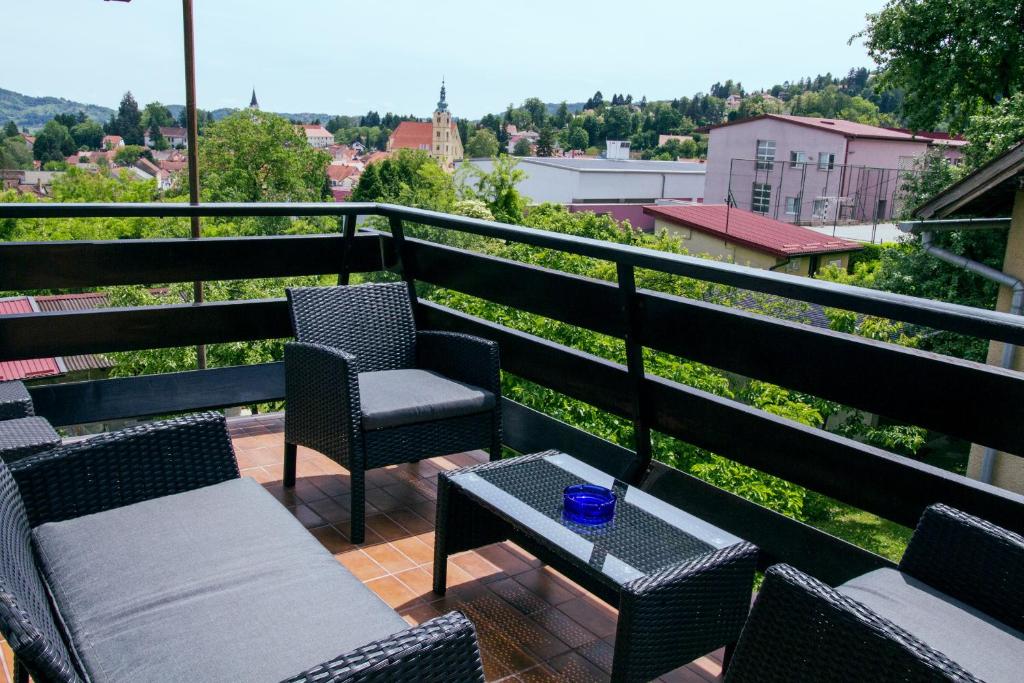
(639, 289), (1024, 457)
(408, 237), (625, 337)
(0, 202), (383, 219)
(0, 300), (292, 359)
(0, 233), (390, 290)
(419, 300), (1024, 533)
(382, 205), (1024, 346)
(29, 363), (284, 427)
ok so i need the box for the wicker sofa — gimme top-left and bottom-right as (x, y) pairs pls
(725, 504), (1023, 682)
(284, 282), (502, 544)
(0, 412), (484, 683)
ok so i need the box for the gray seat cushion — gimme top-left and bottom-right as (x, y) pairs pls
(358, 368), (495, 430)
(33, 478), (408, 683)
(838, 568), (1024, 683)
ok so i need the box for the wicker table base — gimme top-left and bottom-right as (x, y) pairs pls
(433, 451), (758, 682)
(0, 417), (61, 463)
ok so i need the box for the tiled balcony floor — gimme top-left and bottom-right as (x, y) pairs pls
(3, 413), (725, 683)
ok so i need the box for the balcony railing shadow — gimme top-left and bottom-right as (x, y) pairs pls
(1, 201), (1023, 681)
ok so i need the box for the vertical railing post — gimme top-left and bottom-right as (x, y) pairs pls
(617, 262), (653, 483)
(337, 213), (358, 285)
(388, 215), (419, 311)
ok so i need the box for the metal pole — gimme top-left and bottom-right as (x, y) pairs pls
(182, 0), (206, 369)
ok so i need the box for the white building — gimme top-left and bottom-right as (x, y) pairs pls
(458, 157), (706, 206)
(301, 125), (334, 149)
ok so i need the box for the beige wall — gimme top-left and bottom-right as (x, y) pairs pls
(654, 218), (852, 276)
(967, 190), (1024, 493)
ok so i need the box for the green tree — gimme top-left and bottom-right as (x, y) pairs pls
(565, 126), (589, 151)
(535, 127), (555, 157)
(112, 92), (144, 145)
(114, 145), (147, 166)
(141, 101), (175, 130)
(512, 137), (532, 156)
(197, 110), (330, 204)
(522, 97), (548, 128)
(553, 101), (570, 128)
(350, 149), (455, 211)
(147, 122), (169, 151)
(3, 120), (19, 138)
(33, 120), (75, 163)
(961, 92), (1024, 169)
(464, 128), (500, 158)
(458, 155), (528, 224)
(71, 120), (104, 150)
(735, 94), (785, 120)
(0, 137), (33, 170)
(856, 0), (1024, 131)
(604, 105), (635, 139)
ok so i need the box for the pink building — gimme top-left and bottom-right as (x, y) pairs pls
(703, 115), (958, 224)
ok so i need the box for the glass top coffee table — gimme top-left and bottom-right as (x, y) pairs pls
(433, 451), (758, 682)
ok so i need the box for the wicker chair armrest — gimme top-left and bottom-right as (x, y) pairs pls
(9, 412), (239, 527)
(0, 380), (34, 420)
(416, 331), (500, 394)
(281, 611), (484, 683)
(284, 342), (362, 458)
(725, 563), (981, 683)
(899, 503), (1024, 631)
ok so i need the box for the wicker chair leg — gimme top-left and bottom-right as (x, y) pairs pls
(283, 442), (297, 487)
(489, 440), (502, 462)
(350, 467), (365, 545)
(13, 657), (29, 683)
(722, 641), (737, 673)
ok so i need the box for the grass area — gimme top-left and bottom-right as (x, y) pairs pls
(810, 503), (913, 563)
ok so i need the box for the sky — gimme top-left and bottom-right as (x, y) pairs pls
(4, 1), (884, 120)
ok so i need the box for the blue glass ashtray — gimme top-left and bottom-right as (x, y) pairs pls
(563, 484), (617, 525)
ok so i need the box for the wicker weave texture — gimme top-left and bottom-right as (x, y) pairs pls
(288, 283), (416, 373)
(11, 412), (240, 528)
(0, 459), (84, 683)
(899, 503), (1024, 632)
(0, 418), (60, 463)
(725, 563), (981, 683)
(282, 611), (484, 683)
(0, 382), (33, 420)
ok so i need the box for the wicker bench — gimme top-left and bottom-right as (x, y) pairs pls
(0, 412), (484, 683)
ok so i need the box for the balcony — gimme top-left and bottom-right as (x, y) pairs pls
(1, 201), (1023, 682)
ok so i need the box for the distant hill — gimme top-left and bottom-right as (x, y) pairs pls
(0, 88), (114, 130)
(165, 104), (340, 124)
(545, 102), (586, 115)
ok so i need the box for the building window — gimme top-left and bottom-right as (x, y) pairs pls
(828, 258), (843, 268)
(785, 196), (799, 215)
(756, 139), (776, 170)
(752, 183), (772, 213)
(786, 259), (801, 272)
(789, 151), (807, 168)
(818, 152), (836, 170)
(812, 198), (828, 218)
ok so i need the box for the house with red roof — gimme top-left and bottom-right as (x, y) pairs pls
(101, 135), (124, 150)
(386, 82), (463, 168)
(703, 114), (962, 225)
(300, 124), (334, 149)
(643, 204), (862, 276)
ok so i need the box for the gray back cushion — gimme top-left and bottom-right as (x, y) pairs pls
(0, 461), (83, 682)
(33, 477), (408, 683)
(288, 283), (416, 373)
(839, 568), (1024, 683)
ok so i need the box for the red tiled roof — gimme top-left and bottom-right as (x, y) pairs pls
(327, 165), (357, 182)
(643, 204), (863, 258)
(704, 114), (929, 142)
(0, 297), (62, 381)
(362, 151), (391, 166)
(158, 127), (187, 138)
(389, 121), (458, 151)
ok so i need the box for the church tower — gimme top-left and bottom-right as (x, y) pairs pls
(249, 88), (259, 110)
(431, 80), (455, 168)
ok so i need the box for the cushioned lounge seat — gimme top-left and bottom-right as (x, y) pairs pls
(33, 478), (409, 683)
(358, 369), (496, 430)
(838, 568), (1024, 683)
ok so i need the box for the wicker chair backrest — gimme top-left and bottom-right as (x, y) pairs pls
(288, 283), (417, 373)
(0, 462), (83, 682)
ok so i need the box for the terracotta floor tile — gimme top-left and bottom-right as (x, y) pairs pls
(337, 550), (387, 581)
(393, 566), (435, 598)
(514, 567), (578, 606)
(364, 543), (416, 574)
(548, 650), (609, 682)
(488, 577), (550, 616)
(515, 664), (562, 682)
(382, 482), (431, 507)
(576, 639), (614, 674)
(365, 575), (418, 609)
(309, 525), (353, 554)
(556, 597), (618, 639)
(452, 550), (504, 581)
(310, 474), (350, 497)
(398, 601), (443, 626)
(366, 468), (402, 489)
(306, 497), (351, 524)
(365, 514), (412, 542)
(477, 543), (533, 576)
(365, 487), (404, 512)
(290, 504), (325, 529)
(391, 535), (435, 565)
(659, 664), (720, 683)
(531, 607), (599, 649)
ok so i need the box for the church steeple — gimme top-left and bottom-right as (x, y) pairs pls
(436, 79), (448, 113)
(249, 88), (259, 110)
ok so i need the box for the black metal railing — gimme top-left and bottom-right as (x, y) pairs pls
(2, 201), (1022, 585)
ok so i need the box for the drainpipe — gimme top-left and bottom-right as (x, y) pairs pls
(917, 229), (1024, 483)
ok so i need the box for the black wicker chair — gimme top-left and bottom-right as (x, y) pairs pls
(0, 412), (484, 683)
(0, 380), (34, 420)
(725, 504), (1023, 682)
(284, 282), (501, 544)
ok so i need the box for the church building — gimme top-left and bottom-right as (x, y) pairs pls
(386, 81), (463, 168)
